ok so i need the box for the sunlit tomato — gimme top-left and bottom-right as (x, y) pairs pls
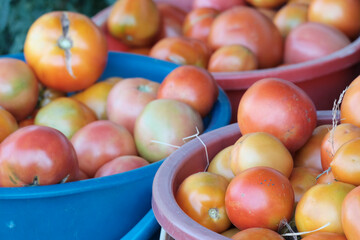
(157, 65), (218, 117)
(72, 77), (122, 120)
(342, 185), (360, 240)
(175, 172), (231, 233)
(295, 182), (355, 235)
(34, 97), (97, 139)
(107, 0), (160, 47)
(284, 22), (351, 64)
(149, 36), (211, 68)
(183, 7), (219, 44)
(207, 145), (235, 182)
(246, 0), (288, 8)
(294, 124), (331, 172)
(230, 132), (293, 177)
(0, 125), (79, 187)
(340, 75), (360, 127)
(225, 167), (295, 231)
(208, 6), (283, 68)
(289, 167), (321, 204)
(320, 123), (360, 171)
(308, 0), (360, 40)
(273, 2), (309, 37)
(208, 45), (258, 72)
(156, 3), (187, 40)
(331, 138), (360, 185)
(231, 228), (285, 240)
(301, 232), (347, 240)
(134, 99), (204, 162)
(316, 170), (337, 184)
(106, 77), (159, 135)
(192, 0), (246, 11)
(237, 77), (317, 153)
(71, 120), (137, 177)
(0, 107), (18, 143)
(0, 58), (39, 121)
(94, 155), (149, 178)
(24, 11), (108, 92)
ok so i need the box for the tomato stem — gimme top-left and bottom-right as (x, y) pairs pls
(208, 208), (220, 220)
(58, 12), (75, 78)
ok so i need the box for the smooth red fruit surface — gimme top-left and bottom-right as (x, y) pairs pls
(225, 167), (294, 231)
(237, 77), (317, 153)
(0, 125), (79, 187)
(231, 228), (285, 240)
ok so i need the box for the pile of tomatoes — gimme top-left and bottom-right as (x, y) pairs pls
(100, 0), (360, 72)
(175, 75), (360, 240)
(0, 10), (219, 187)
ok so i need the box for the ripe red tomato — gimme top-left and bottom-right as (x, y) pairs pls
(208, 6), (283, 68)
(308, 0), (360, 40)
(176, 171), (231, 233)
(71, 120), (138, 177)
(0, 58), (39, 121)
(237, 77), (317, 153)
(157, 65), (219, 117)
(225, 167), (294, 231)
(24, 11), (108, 92)
(0, 125), (79, 187)
(231, 227), (285, 240)
(342, 186), (360, 240)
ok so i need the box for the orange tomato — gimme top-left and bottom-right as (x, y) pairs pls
(207, 146), (235, 182)
(289, 167), (321, 204)
(231, 228), (285, 240)
(316, 170), (337, 184)
(246, 0), (289, 8)
(0, 107), (18, 143)
(24, 11), (108, 92)
(175, 172), (231, 233)
(341, 75), (360, 127)
(301, 232), (347, 240)
(342, 185), (360, 240)
(308, 0), (360, 40)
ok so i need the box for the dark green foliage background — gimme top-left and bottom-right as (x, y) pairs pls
(0, 0), (116, 55)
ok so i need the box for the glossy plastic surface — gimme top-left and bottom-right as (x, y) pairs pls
(152, 111), (333, 240)
(0, 52), (231, 240)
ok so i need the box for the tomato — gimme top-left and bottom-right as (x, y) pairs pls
(320, 123), (360, 171)
(175, 171), (231, 233)
(308, 0), (360, 40)
(208, 6), (283, 69)
(246, 0), (288, 8)
(24, 11), (108, 92)
(134, 99), (204, 162)
(34, 97), (97, 139)
(289, 167), (321, 204)
(331, 138), (360, 185)
(149, 36), (211, 68)
(183, 7), (219, 44)
(231, 228), (285, 240)
(192, 0), (246, 11)
(273, 2), (309, 37)
(230, 132), (293, 177)
(220, 227), (240, 238)
(225, 167), (294, 231)
(71, 120), (137, 177)
(207, 145), (235, 182)
(0, 107), (18, 143)
(94, 155), (149, 178)
(342, 185), (360, 240)
(237, 77), (317, 153)
(294, 124), (331, 172)
(341, 75), (360, 127)
(301, 232), (347, 240)
(38, 87), (66, 108)
(0, 58), (39, 121)
(106, 77), (159, 135)
(316, 170), (337, 184)
(208, 45), (258, 72)
(107, 0), (160, 47)
(284, 22), (351, 64)
(157, 65), (218, 117)
(295, 182), (355, 235)
(72, 77), (121, 120)
(156, 3), (187, 40)
(0, 125), (79, 187)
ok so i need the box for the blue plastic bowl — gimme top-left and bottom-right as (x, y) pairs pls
(0, 52), (231, 240)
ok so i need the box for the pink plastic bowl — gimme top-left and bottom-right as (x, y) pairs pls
(93, 1), (360, 122)
(152, 110), (332, 240)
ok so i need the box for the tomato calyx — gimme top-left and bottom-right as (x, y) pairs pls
(58, 12), (75, 78)
(208, 208), (220, 220)
(26, 176), (40, 187)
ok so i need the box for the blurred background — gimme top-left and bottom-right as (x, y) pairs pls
(0, 0), (116, 55)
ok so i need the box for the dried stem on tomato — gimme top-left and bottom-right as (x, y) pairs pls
(58, 12), (75, 78)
